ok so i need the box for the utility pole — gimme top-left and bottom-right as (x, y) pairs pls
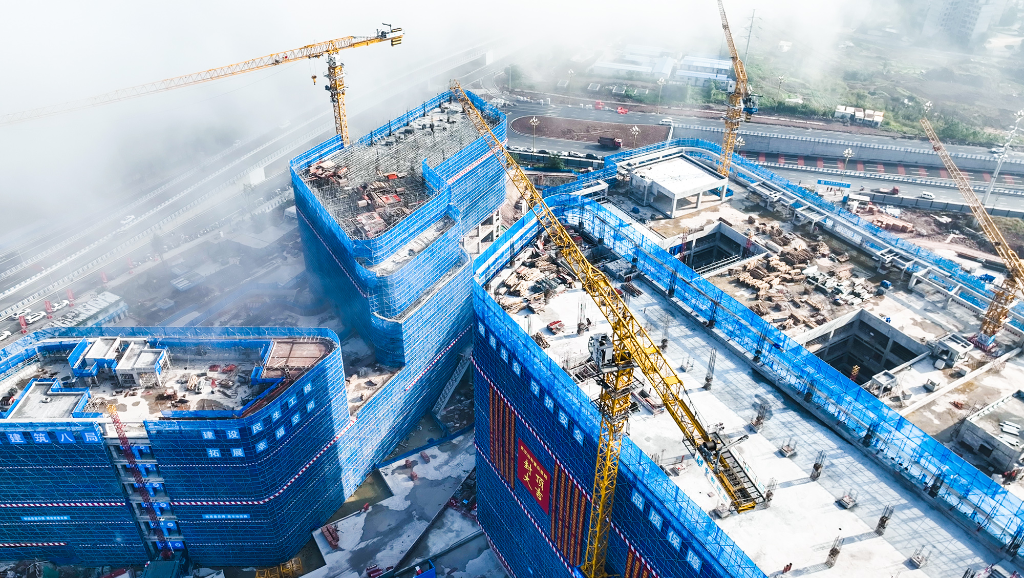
(743, 9), (758, 61)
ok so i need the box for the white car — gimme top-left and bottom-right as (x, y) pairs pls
(0, 331), (11, 341)
(25, 311), (46, 325)
(659, 118), (674, 126)
(918, 191), (935, 200)
(120, 215), (136, 226)
(14, 308), (31, 318)
(51, 300), (69, 312)
(991, 147), (1006, 155)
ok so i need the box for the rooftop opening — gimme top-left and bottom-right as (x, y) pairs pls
(795, 309), (930, 387)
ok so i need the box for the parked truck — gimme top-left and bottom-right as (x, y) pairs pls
(598, 136), (623, 149)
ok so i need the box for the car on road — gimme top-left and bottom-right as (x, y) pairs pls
(585, 153), (599, 160)
(568, 151), (584, 158)
(918, 191), (935, 200)
(25, 312), (46, 325)
(51, 300), (69, 312)
(0, 331), (10, 341)
(537, 149), (549, 155)
(991, 147), (1006, 155)
(120, 215), (135, 226)
(14, 308), (31, 318)
(659, 118), (673, 126)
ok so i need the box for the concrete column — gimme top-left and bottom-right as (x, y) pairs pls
(695, 191), (703, 210)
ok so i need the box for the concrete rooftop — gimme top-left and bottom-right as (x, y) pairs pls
(484, 237), (1018, 578)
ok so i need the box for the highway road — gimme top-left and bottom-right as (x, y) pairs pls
(502, 105), (1024, 211)
(503, 101), (1014, 159)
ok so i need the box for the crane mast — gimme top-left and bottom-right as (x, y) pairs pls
(716, 0), (757, 180)
(0, 27), (403, 145)
(451, 80), (761, 578)
(920, 117), (1024, 347)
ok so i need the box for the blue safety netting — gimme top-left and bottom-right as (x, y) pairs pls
(544, 139), (995, 300)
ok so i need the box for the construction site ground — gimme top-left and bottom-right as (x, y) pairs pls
(508, 116), (670, 149)
(486, 232), (1014, 577)
(904, 352), (1024, 478)
(311, 432), (477, 578)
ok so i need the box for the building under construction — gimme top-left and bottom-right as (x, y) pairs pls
(0, 91), (510, 571)
(473, 138), (1024, 577)
(0, 326), (348, 567)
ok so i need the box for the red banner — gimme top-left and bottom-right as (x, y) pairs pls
(517, 440), (551, 513)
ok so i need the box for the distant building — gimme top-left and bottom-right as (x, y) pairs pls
(651, 56), (676, 81)
(679, 56), (733, 76)
(923, 0), (1009, 44)
(590, 61), (654, 78)
(673, 69), (735, 91)
(674, 56), (735, 89)
(834, 105), (884, 127)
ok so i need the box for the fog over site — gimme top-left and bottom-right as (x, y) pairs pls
(0, 0), (912, 236)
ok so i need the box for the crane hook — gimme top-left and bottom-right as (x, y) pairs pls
(311, 75), (317, 85)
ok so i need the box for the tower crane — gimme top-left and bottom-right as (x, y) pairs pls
(716, 0), (759, 180)
(107, 404), (173, 560)
(921, 117), (1024, 349)
(0, 26), (404, 145)
(450, 80), (762, 578)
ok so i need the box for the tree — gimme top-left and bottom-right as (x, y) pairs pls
(544, 154), (565, 171)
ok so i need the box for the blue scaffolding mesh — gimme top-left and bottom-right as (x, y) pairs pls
(544, 139), (994, 299)
(290, 90), (507, 368)
(473, 184), (1024, 568)
(0, 322), (475, 567)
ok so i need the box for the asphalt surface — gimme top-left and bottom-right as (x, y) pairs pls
(503, 101), (1009, 157)
(502, 105), (1024, 211)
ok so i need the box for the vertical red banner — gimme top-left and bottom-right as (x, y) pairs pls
(517, 440), (551, 513)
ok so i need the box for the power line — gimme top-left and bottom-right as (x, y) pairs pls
(743, 9), (761, 62)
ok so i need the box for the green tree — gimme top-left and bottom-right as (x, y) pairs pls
(544, 154), (565, 171)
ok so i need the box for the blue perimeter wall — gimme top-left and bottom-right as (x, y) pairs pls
(472, 139), (1024, 577)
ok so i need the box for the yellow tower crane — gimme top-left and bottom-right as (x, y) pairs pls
(920, 117), (1024, 349)
(716, 0), (759, 180)
(450, 80), (762, 578)
(0, 26), (404, 145)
